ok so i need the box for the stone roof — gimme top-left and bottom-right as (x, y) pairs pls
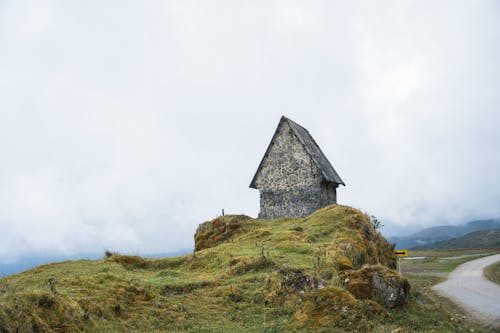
(250, 116), (345, 189)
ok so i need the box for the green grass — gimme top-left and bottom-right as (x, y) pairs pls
(400, 249), (498, 275)
(484, 260), (500, 285)
(1, 205), (498, 332)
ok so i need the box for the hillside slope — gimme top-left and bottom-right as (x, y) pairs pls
(414, 230), (500, 250)
(0, 205), (471, 332)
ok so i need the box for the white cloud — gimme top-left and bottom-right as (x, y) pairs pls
(0, 1), (499, 261)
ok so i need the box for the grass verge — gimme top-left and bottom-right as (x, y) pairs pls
(484, 260), (500, 285)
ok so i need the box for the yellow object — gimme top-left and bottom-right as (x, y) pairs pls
(394, 250), (409, 257)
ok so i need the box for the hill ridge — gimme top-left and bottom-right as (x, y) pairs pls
(388, 218), (500, 249)
(413, 229), (500, 250)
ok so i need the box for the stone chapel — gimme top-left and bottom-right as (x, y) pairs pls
(250, 116), (344, 219)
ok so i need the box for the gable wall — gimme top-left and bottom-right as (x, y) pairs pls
(254, 121), (320, 190)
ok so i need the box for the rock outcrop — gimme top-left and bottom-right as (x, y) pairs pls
(341, 265), (410, 308)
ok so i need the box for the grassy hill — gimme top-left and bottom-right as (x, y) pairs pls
(0, 205), (487, 332)
(413, 230), (500, 250)
(388, 219), (500, 249)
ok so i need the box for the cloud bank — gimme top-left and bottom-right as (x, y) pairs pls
(1, 1), (499, 261)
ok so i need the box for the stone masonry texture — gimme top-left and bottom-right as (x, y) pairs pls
(252, 120), (339, 219)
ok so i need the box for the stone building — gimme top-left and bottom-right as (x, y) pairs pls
(250, 116), (344, 219)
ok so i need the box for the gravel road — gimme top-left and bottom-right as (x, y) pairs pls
(433, 253), (500, 328)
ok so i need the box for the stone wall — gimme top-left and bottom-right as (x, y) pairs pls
(254, 122), (337, 219)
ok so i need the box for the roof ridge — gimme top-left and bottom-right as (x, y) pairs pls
(284, 117), (345, 186)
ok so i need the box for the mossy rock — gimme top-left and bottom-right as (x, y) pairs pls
(341, 265), (410, 308)
(194, 215), (251, 251)
(346, 278), (371, 299)
(363, 299), (389, 317)
(0, 290), (89, 332)
(294, 286), (362, 329)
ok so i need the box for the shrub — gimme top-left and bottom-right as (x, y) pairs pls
(228, 256), (275, 275)
(107, 254), (146, 269)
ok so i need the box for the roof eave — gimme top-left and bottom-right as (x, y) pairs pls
(322, 176), (345, 187)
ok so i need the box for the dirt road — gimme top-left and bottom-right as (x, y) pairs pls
(433, 253), (500, 328)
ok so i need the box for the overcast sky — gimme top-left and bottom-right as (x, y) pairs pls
(1, 1), (499, 263)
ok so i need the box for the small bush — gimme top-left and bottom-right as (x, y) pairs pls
(161, 281), (216, 296)
(277, 268), (313, 292)
(290, 226), (304, 232)
(334, 255), (354, 271)
(107, 254), (146, 269)
(31, 290), (55, 308)
(229, 256), (275, 275)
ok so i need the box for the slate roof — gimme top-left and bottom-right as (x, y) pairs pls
(250, 116), (345, 189)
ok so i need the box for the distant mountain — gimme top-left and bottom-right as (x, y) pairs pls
(387, 219), (500, 249)
(0, 254), (100, 277)
(413, 230), (500, 250)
